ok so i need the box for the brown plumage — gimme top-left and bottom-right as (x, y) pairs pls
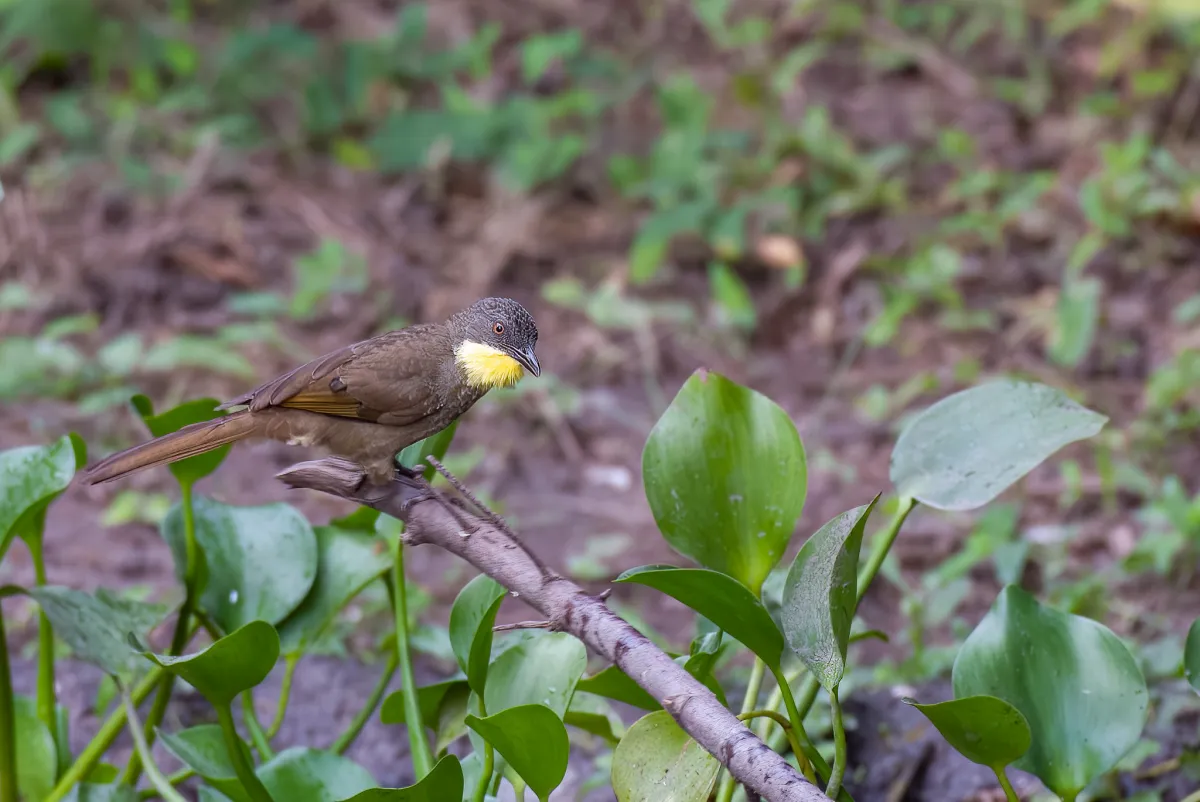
(80, 297), (540, 487)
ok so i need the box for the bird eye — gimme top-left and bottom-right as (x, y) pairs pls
(493, 322), (504, 335)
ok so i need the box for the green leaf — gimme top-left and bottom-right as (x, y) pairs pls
(141, 620), (280, 707)
(484, 632), (587, 716)
(162, 496), (317, 633)
(629, 203), (709, 283)
(62, 784), (138, 802)
(611, 710), (720, 802)
(256, 748), (375, 801)
(12, 694), (56, 801)
(902, 695), (1031, 770)
(396, 419), (459, 482)
(337, 754), (463, 801)
(781, 498), (879, 690)
(130, 395), (230, 484)
(8, 585), (167, 678)
(952, 585), (1148, 799)
(616, 566), (783, 669)
(466, 705), (568, 800)
(1185, 617), (1200, 694)
(890, 380), (1107, 510)
(0, 433), (84, 556)
(448, 574), (506, 696)
(159, 724), (252, 802)
(642, 369), (806, 594)
(278, 525), (390, 656)
(565, 693), (626, 742)
(380, 678), (468, 730)
(520, 30), (582, 83)
(577, 664), (661, 711)
(1049, 277), (1101, 368)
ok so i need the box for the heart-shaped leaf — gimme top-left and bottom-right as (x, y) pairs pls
(890, 380), (1107, 510)
(9, 585), (168, 678)
(576, 665), (661, 711)
(616, 566), (784, 669)
(278, 525), (390, 656)
(611, 710), (720, 802)
(396, 419), (459, 482)
(1185, 617), (1200, 694)
(484, 632), (587, 717)
(159, 724), (252, 802)
(62, 784), (138, 802)
(162, 496), (317, 633)
(0, 433), (85, 556)
(131, 395), (230, 485)
(380, 678), (468, 733)
(10, 694), (56, 800)
(337, 754), (464, 801)
(466, 704), (569, 801)
(953, 585), (1148, 800)
(781, 498), (879, 690)
(256, 748), (376, 801)
(141, 620), (280, 707)
(565, 694), (626, 743)
(642, 370), (807, 595)
(902, 695), (1031, 769)
(448, 574), (506, 696)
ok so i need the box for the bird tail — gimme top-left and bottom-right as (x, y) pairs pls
(81, 411), (259, 485)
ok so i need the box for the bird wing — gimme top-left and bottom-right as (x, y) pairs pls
(218, 325), (450, 427)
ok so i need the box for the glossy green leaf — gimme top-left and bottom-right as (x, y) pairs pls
(278, 525), (390, 656)
(159, 724), (251, 802)
(11, 695), (56, 801)
(0, 433), (84, 556)
(781, 498), (878, 690)
(616, 566), (784, 668)
(380, 678), (468, 730)
(396, 419), (459, 482)
(642, 369), (806, 594)
(131, 395), (230, 484)
(611, 710), (720, 802)
(6, 585), (167, 678)
(484, 632), (587, 717)
(902, 695), (1031, 769)
(466, 704), (569, 800)
(162, 496), (317, 633)
(953, 585), (1148, 799)
(256, 748), (375, 801)
(141, 620), (280, 707)
(576, 664), (661, 711)
(890, 380), (1107, 510)
(565, 693), (626, 743)
(62, 784), (138, 802)
(1185, 617), (1200, 694)
(338, 754), (464, 801)
(448, 574), (506, 696)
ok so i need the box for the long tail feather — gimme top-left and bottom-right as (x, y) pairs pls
(81, 411), (259, 485)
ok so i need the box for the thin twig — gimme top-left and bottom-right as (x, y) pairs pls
(493, 620), (552, 632)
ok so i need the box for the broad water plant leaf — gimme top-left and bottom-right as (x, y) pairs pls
(278, 525), (390, 656)
(781, 498), (879, 690)
(159, 724), (252, 802)
(611, 710), (720, 802)
(396, 419), (459, 482)
(141, 620), (280, 707)
(565, 693), (626, 743)
(890, 380), (1107, 510)
(448, 573), (506, 696)
(338, 754), (464, 801)
(131, 395), (231, 485)
(466, 704), (569, 801)
(484, 632), (588, 717)
(11, 694), (56, 801)
(380, 678), (468, 730)
(162, 496), (317, 634)
(953, 585), (1148, 800)
(256, 747), (376, 801)
(62, 784), (138, 801)
(642, 369), (807, 595)
(0, 433), (84, 556)
(576, 664), (661, 711)
(615, 566), (784, 669)
(902, 695), (1031, 769)
(1185, 617), (1200, 694)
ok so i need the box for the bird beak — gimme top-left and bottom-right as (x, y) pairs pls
(514, 345), (541, 377)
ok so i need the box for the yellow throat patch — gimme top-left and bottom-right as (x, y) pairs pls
(454, 340), (525, 389)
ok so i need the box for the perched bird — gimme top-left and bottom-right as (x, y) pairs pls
(81, 297), (540, 487)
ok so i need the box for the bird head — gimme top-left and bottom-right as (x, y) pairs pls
(450, 297), (541, 389)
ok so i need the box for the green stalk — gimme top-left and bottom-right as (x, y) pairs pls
(716, 658), (768, 802)
(216, 703), (274, 802)
(44, 666), (164, 802)
(511, 776), (526, 802)
(138, 768), (196, 799)
(123, 688), (189, 802)
(0, 605), (17, 802)
(123, 481), (201, 785)
(267, 655), (299, 739)
(825, 688), (846, 799)
(390, 542), (434, 778)
(471, 697), (494, 802)
(242, 691), (274, 760)
(773, 668), (823, 785)
(26, 510), (61, 771)
(736, 710), (804, 768)
(332, 651), (398, 755)
(993, 767), (1019, 802)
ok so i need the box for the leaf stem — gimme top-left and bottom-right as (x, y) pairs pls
(992, 766), (1019, 802)
(390, 542), (434, 778)
(826, 687), (846, 799)
(772, 667), (822, 786)
(472, 697), (494, 802)
(122, 685), (189, 802)
(736, 710), (804, 764)
(716, 658), (768, 802)
(123, 480), (201, 785)
(331, 650), (398, 755)
(266, 654), (298, 739)
(26, 511), (61, 772)
(0, 604), (17, 802)
(242, 690), (275, 760)
(216, 702), (274, 802)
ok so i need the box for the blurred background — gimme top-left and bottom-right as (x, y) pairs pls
(3, 0), (1200, 799)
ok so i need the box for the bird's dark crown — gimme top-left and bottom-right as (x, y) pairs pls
(448, 297), (540, 376)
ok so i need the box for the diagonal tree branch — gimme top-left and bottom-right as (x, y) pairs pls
(277, 457), (826, 802)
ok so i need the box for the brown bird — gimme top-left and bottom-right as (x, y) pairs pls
(81, 297), (540, 487)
